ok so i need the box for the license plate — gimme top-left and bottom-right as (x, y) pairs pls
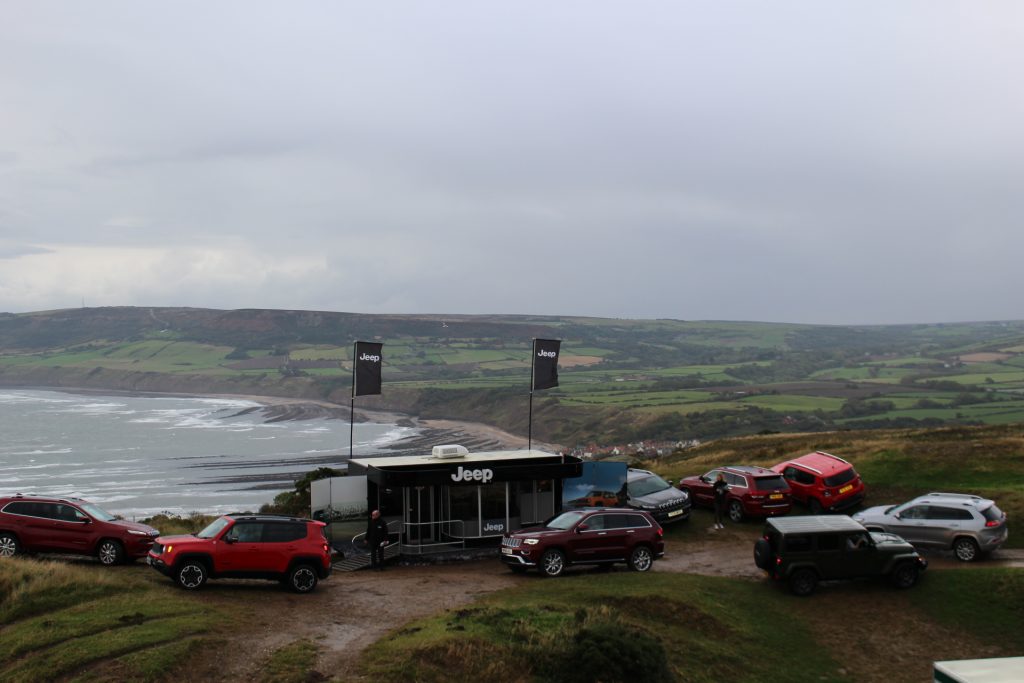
(839, 485), (853, 494)
(668, 509), (683, 517)
(770, 494), (783, 500)
(501, 547), (513, 555)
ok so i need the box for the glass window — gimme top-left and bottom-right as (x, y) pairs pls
(628, 474), (672, 497)
(845, 533), (871, 550)
(823, 468), (856, 488)
(726, 473), (747, 488)
(817, 534), (840, 551)
(784, 535), (812, 552)
(230, 523), (263, 543)
(754, 476), (787, 491)
(545, 511), (586, 530)
(264, 523), (306, 543)
(900, 506), (928, 520)
(449, 486), (477, 523)
(55, 504), (87, 522)
(584, 514), (606, 530)
(481, 484), (505, 521)
(78, 502), (116, 522)
(2, 502), (33, 516)
(982, 505), (1004, 523)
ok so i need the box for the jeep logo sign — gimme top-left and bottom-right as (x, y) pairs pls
(537, 350), (557, 358)
(451, 466), (494, 483)
(358, 353), (380, 363)
(483, 521), (505, 533)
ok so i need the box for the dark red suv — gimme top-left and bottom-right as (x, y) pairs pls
(678, 466), (792, 522)
(772, 451), (866, 514)
(147, 514), (332, 593)
(500, 508), (664, 577)
(0, 494), (159, 565)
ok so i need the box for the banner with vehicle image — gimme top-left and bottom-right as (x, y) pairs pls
(562, 462), (628, 509)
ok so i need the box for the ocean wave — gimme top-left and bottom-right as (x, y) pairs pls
(9, 448), (74, 456)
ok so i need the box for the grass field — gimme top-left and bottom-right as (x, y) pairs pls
(0, 557), (228, 683)
(357, 569), (1024, 683)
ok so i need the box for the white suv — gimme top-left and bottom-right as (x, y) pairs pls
(853, 492), (1007, 562)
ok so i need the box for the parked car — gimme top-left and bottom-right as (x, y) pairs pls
(500, 508), (664, 577)
(148, 514), (332, 593)
(852, 492), (1008, 562)
(772, 451), (865, 513)
(0, 494), (159, 565)
(626, 468), (691, 524)
(754, 515), (927, 596)
(678, 465), (792, 522)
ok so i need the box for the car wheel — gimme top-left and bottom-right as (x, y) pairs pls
(0, 532), (20, 558)
(628, 545), (654, 572)
(789, 568), (817, 596)
(808, 499), (823, 514)
(287, 564), (319, 593)
(728, 500), (744, 523)
(953, 537), (979, 562)
(175, 560), (208, 590)
(540, 549), (565, 577)
(891, 562), (919, 589)
(753, 539), (771, 571)
(96, 539), (124, 566)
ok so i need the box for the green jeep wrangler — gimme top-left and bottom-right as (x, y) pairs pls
(754, 515), (927, 596)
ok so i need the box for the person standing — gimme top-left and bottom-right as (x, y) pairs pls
(368, 509), (389, 571)
(712, 473), (729, 530)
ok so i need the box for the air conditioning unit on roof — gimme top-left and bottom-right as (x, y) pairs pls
(432, 444), (469, 459)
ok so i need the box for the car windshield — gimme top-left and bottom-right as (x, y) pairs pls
(754, 476), (787, 491)
(545, 511), (586, 530)
(823, 468), (856, 488)
(77, 502), (116, 522)
(196, 517), (232, 539)
(628, 474), (671, 498)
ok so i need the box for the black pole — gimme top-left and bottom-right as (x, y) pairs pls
(349, 341), (357, 458)
(528, 390), (534, 451)
(528, 338), (536, 451)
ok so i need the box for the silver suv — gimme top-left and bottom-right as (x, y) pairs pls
(852, 492), (1007, 562)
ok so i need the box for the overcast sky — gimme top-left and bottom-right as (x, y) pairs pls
(1, 2), (1022, 325)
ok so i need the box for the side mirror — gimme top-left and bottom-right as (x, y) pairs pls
(223, 534), (237, 544)
(894, 513), (901, 520)
(576, 524), (589, 533)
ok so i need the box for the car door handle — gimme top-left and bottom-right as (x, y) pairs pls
(597, 532), (607, 536)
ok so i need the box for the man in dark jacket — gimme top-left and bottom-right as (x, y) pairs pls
(368, 509), (389, 571)
(712, 473), (729, 530)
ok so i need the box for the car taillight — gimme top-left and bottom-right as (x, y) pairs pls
(323, 543), (330, 552)
(656, 527), (664, 538)
(775, 557), (782, 565)
(985, 520), (1001, 527)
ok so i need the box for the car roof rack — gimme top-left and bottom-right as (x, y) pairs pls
(816, 451), (850, 465)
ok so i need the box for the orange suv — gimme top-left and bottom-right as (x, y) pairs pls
(500, 508), (664, 577)
(0, 494), (159, 565)
(148, 514), (332, 593)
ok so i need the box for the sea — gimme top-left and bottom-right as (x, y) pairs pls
(0, 389), (414, 518)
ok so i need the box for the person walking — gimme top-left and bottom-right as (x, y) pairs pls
(368, 509), (389, 571)
(712, 473), (729, 530)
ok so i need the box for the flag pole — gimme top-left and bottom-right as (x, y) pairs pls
(350, 341), (357, 458)
(528, 339), (535, 451)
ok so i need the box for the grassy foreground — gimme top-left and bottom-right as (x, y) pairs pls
(0, 557), (227, 683)
(358, 569), (1024, 683)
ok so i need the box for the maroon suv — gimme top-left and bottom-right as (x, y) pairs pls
(500, 508), (664, 577)
(148, 513), (332, 593)
(0, 494), (159, 565)
(678, 466), (792, 522)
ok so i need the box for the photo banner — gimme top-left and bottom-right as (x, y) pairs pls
(353, 341), (383, 397)
(532, 338), (561, 391)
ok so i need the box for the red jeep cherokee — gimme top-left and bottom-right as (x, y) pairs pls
(678, 466), (792, 522)
(148, 514), (332, 593)
(772, 451), (866, 514)
(500, 508), (664, 577)
(0, 494), (159, 565)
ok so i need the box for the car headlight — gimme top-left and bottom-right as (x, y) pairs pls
(679, 490), (689, 502)
(524, 539), (539, 545)
(128, 529), (149, 536)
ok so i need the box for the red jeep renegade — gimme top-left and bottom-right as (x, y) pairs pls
(772, 451), (866, 514)
(148, 514), (332, 593)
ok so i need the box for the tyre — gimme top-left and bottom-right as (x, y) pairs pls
(753, 538), (771, 571)
(728, 500), (744, 523)
(287, 564), (319, 593)
(789, 568), (818, 596)
(0, 532), (20, 558)
(628, 545), (654, 572)
(540, 549), (565, 577)
(891, 562), (919, 589)
(808, 499), (823, 514)
(175, 560), (208, 590)
(953, 537), (979, 562)
(96, 539), (124, 566)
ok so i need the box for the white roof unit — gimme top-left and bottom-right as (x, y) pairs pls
(431, 444), (469, 459)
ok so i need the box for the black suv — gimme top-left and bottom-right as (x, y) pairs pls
(754, 515), (927, 596)
(626, 468), (691, 524)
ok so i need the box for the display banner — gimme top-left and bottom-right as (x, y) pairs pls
(353, 341), (383, 396)
(532, 338), (561, 391)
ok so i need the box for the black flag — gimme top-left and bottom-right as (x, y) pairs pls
(353, 341), (383, 397)
(532, 339), (561, 391)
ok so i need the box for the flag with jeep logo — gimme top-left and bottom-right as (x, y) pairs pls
(532, 338), (561, 391)
(353, 341), (383, 396)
